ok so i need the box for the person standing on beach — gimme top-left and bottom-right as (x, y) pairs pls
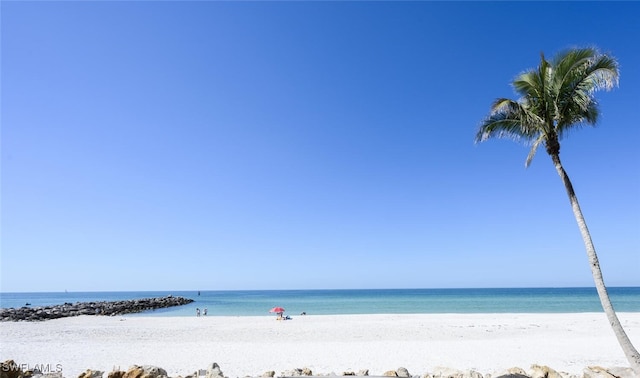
(196, 308), (200, 317)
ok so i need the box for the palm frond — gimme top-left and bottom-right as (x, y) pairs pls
(525, 134), (545, 168)
(476, 98), (542, 144)
(553, 47), (597, 85)
(555, 48), (619, 132)
(476, 46), (618, 166)
(513, 71), (542, 99)
(583, 53), (620, 91)
(557, 102), (600, 138)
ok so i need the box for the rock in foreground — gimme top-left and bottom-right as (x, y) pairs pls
(0, 362), (636, 378)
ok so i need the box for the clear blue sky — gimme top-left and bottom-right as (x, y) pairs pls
(2, 1), (639, 292)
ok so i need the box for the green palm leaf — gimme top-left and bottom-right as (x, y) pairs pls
(476, 47), (618, 164)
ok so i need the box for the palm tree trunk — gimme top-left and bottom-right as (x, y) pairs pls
(550, 153), (640, 375)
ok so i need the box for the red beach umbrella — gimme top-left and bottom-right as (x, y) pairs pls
(269, 306), (285, 314)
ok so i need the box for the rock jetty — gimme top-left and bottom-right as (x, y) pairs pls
(0, 295), (194, 322)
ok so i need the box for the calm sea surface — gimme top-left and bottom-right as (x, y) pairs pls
(1, 287), (639, 316)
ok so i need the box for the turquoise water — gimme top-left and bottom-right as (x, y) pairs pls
(1, 287), (639, 316)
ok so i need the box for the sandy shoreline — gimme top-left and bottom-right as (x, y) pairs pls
(1, 313), (639, 378)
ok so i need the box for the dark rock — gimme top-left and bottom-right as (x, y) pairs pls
(139, 366), (167, 378)
(121, 366), (168, 378)
(1, 360), (23, 378)
(123, 366), (144, 378)
(78, 370), (103, 378)
(494, 367), (530, 378)
(206, 363), (224, 378)
(0, 296), (194, 322)
(529, 365), (563, 378)
(281, 368), (313, 377)
(107, 371), (126, 378)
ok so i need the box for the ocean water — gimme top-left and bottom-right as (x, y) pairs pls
(1, 287), (639, 317)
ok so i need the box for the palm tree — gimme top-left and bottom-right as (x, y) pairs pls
(475, 47), (640, 374)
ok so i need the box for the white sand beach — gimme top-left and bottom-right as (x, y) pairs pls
(1, 313), (639, 378)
